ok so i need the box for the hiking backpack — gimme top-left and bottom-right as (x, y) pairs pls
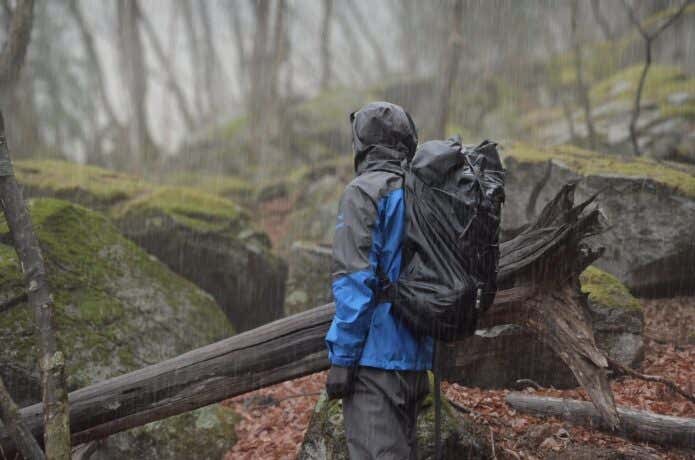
(385, 136), (505, 342)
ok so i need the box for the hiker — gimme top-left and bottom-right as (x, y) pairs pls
(324, 101), (433, 459)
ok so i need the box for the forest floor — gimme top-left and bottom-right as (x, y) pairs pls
(223, 297), (695, 459)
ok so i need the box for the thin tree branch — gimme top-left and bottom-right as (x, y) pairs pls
(0, 291), (27, 314)
(621, 0), (691, 155)
(0, 376), (44, 460)
(0, 111), (71, 459)
(608, 357), (695, 404)
(0, 0), (33, 92)
(67, 0), (121, 130)
(139, 9), (196, 129)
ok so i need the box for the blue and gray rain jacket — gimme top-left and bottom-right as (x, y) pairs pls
(325, 102), (434, 371)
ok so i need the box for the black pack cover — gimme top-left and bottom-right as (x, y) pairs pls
(389, 136), (505, 341)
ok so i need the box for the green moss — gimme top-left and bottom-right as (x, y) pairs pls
(294, 87), (365, 132)
(15, 159), (149, 210)
(590, 65), (695, 120)
(503, 142), (695, 198)
(0, 198), (234, 391)
(547, 5), (695, 89)
(160, 171), (254, 204)
(580, 266), (642, 311)
(212, 115), (248, 142)
(112, 187), (250, 235)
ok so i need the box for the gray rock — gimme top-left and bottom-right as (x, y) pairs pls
(114, 188), (288, 331)
(91, 405), (238, 460)
(285, 241), (333, 315)
(667, 91), (692, 106)
(0, 199), (237, 459)
(448, 267), (644, 389)
(501, 153), (695, 297)
(298, 391), (490, 460)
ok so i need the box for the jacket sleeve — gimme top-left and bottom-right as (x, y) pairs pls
(325, 184), (379, 367)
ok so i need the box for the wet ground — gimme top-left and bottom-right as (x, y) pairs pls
(224, 297), (694, 459)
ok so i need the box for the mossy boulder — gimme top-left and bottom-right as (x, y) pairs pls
(92, 404), (238, 460)
(450, 266), (643, 389)
(281, 157), (353, 249)
(527, 64), (695, 162)
(14, 159), (287, 331)
(14, 159), (150, 211)
(113, 187), (287, 331)
(284, 241), (333, 315)
(0, 198), (236, 459)
(298, 386), (490, 460)
(502, 142), (695, 297)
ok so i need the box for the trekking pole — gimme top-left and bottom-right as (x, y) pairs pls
(433, 341), (442, 460)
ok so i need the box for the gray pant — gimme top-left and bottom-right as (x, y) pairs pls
(343, 367), (430, 460)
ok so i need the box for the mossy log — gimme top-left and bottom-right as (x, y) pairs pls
(0, 111), (72, 459)
(506, 392), (695, 448)
(0, 182), (619, 454)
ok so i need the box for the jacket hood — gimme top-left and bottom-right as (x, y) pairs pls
(351, 101), (418, 173)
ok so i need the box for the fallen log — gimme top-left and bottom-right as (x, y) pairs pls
(0, 183), (618, 454)
(506, 392), (695, 448)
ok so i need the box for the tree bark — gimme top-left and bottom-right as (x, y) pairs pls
(506, 392), (695, 448)
(0, 183), (619, 455)
(140, 9), (196, 130)
(570, 0), (597, 151)
(179, 0), (204, 119)
(198, 0), (224, 120)
(590, 0), (613, 40)
(0, 112), (71, 459)
(247, 0), (271, 164)
(116, 0), (157, 168)
(0, 0), (33, 95)
(67, 0), (121, 131)
(346, 0), (389, 78)
(0, 375), (45, 460)
(434, 0), (464, 139)
(225, 2), (247, 96)
(621, 0), (691, 156)
(319, 0), (333, 91)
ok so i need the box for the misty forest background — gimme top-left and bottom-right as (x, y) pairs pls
(0, 0), (694, 459)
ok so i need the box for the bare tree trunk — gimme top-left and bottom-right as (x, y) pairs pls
(335, 3), (368, 85)
(269, 0), (287, 101)
(398, 0), (418, 73)
(67, 0), (121, 131)
(570, 0), (597, 151)
(0, 0), (33, 96)
(319, 0), (333, 91)
(179, 0), (205, 120)
(434, 0), (464, 139)
(0, 376), (45, 460)
(621, 0), (690, 156)
(116, 0), (157, 168)
(247, 0), (271, 164)
(0, 112), (71, 459)
(198, 0), (224, 120)
(225, 3), (248, 96)
(346, 0), (389, 77)
(590, 0), (613, 40)
(140, 9), (196, 130)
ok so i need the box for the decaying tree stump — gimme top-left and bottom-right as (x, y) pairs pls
(1, 182), (621, 454)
